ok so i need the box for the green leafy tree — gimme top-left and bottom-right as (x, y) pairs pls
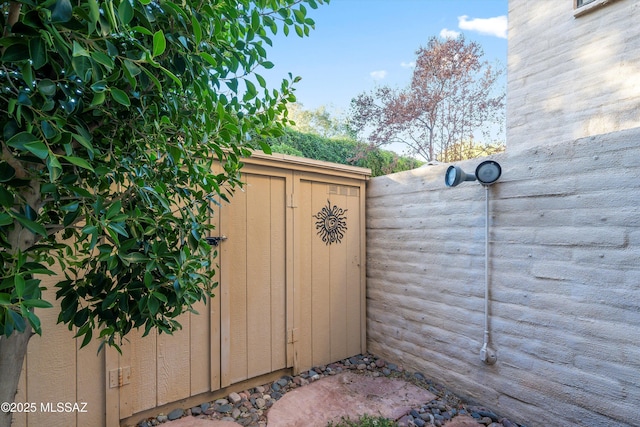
(287, 102), (353, 139)
(0, 0), (327, 423)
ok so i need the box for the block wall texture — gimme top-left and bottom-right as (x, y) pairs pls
(367, 1), (640, 426)
(507, 0), (640, 154)
(366, 128), (640, 426)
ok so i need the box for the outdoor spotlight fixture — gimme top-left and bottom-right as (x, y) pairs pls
(445, 165), (476, 187)
(445, 160), (502, 187)
(475, 160), (502, 186)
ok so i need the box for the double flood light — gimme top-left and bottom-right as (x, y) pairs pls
(445, 160), (502, 187)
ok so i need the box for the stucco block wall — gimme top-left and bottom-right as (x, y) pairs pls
(366, 128), (640, 426)
(367, 1), (640, 425)
(507, 0), (640, 154)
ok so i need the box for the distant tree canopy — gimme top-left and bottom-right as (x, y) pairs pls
(350, 36), (505, 162)
(265, 127), (423, 177)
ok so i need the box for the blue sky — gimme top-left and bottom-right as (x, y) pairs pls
(262, 0), (508, 115)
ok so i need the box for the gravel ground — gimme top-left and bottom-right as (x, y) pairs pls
(135, 352), (526, 427)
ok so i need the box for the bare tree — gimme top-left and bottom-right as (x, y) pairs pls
(350, 36), (505, 162)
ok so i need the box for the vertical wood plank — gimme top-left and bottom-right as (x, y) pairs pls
(270, 177), (287, 371)
(210, 290), (221, 391)
(104, 346), (120, 427)
(329, 192), (348, 362)
(210, 200), (221, 391)
(246, 174), (273, 378)
(311, 182), (332, 366)
(127, 328), (156, 414)
(25, 286), (76, 427)
(156, 322), (190, 406)
(285, 171), (297, 370)
(190, 300), (210, 395)
(346, 186), (363, 356)
(221, 184), (248, 385)
(76, 336), (106, 427)
(295, 178), (313, 373)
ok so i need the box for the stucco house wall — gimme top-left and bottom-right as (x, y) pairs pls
(366, 1), (640, 426)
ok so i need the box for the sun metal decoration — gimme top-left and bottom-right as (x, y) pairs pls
(313, 199), (348, 245)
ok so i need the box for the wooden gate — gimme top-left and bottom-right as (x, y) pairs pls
(13, 153), (369, 427)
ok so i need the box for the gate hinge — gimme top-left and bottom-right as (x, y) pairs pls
(109, 367), (131, 388)
(287, 328), (299, 343)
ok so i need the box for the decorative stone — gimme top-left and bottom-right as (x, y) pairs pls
(167, 408), (184, 421)
(218, 404), (234, 413)
(229, 392), (242, 404)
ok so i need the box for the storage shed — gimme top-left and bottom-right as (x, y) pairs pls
(13, 153), (370, 427)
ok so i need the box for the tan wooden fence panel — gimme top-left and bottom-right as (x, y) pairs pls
(296, 179), (365, 372)
(220, 173), (288, 387)
(12, 153), (369, 427)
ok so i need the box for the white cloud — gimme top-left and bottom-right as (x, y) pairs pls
(458, 15), (507, 39)
(439, 28), (461, 39)
(400, 61), (416, 68)
(370, 70), (388, 80)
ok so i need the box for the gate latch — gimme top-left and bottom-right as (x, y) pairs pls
(205, 236), (228, 246)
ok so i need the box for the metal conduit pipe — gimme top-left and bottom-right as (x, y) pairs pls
(480, 185), (497, 365)
(445, 160), (501, 365)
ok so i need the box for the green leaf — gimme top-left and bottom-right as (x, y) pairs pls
(148, 296), (159, 315)
(111, 88), (131, 106)
(0, 187), (14, 207)
(0, 293), (10, 305)
(91, 51), (115, 69)
(88, 0), (100, 24)
(90, 80), (107, 93)
(37, 79), (57, 97)
(0, 215), (12, 227)
(22, 299), (54, 309)
(21, 63), (34, 88)
(105, 200), (121, 219)
(51, 0), (73, 23)
(13, 213), (48, 237)
(119, 252), (147, 264)
(2, 44), (30, 62)
(72, 41), (90, 57)
(61, 155), (95, 172)
(46, 154), (63, 182)
(15, 275), (25, 298)
(160, 66), (182, 88)
(153, 31), (166, 57)
(244, 80), (257, 101)
(199, 52), (217, 67)
(0, 162), (16, 182)
(8, 311), (26, 333)
(192, 16), (202, 45)
(25, 311), (43, 335)
(118, 0), (134, 25)
(24, 141), (49, 159)
(124, 60), (141, 77)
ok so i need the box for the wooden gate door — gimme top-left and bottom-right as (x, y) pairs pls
(293, 177), (366, 373)
(219, 170), (292, 387)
